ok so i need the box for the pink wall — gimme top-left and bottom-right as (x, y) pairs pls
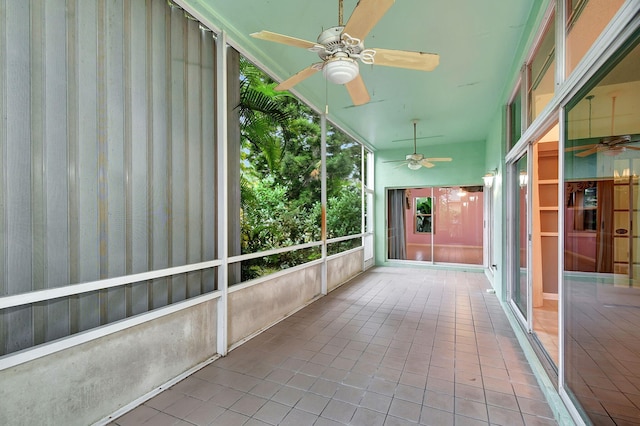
(405, 187), (484, 246)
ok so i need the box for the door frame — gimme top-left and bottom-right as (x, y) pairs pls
(507, 146), (533, 330)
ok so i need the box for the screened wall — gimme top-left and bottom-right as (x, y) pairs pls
(236, 56), (366, 282)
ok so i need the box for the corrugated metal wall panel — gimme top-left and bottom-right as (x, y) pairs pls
(0, 0), (218, 356)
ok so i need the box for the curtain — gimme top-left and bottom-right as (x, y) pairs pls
(388, 189), (407, 260)
(596, 180), (614, 273)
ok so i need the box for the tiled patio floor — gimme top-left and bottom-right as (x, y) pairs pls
(110, 267), (559, 425)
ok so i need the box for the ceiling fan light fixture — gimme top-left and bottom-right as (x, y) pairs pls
(483, 169), (497, 188)
(519, 171), (528, 188)
(407, 162), (422, 170)
(323, 56), (359, 85)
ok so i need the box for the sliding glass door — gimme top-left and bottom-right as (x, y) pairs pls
(563, 33), (640, 424)
(386, 186), (484, 265)
(511, 152), (530, 323)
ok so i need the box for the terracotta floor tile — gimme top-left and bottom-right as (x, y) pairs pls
(113, 268), (558, 426)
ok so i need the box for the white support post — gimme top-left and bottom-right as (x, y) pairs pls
(216, 31), (229, 356)
(557, 106), (566, 400)
(361, 145), (365, 272)
(321, 112), (328, 295)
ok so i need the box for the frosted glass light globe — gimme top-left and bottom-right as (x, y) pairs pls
(323, 57), (359, 85)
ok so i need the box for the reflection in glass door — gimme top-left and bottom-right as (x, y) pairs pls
(563, 35), (640, 423)
(512, 153), (530, 321)
(531, 126), (560, 368)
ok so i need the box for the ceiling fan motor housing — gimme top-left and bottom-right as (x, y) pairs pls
(315, 26), (364, 61)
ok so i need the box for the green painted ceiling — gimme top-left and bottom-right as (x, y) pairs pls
(183, 0), (537, 152)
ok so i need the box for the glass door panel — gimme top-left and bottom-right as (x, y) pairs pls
(531, 126), (560, 367)
(563, 35), (640, 424)
(386, 186), (484, 265)
(513, 153), (529, 320)
(432, 187), (484, 265)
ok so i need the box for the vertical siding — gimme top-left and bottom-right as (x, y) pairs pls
(0, 0), (218, 355)
(184, 19), (202, 297)
(30, 0), (46, 345)
(0, 0), (7, 351)
(77, 0), (101, 331)
(67, 0), (80, 334)
(5, 0), (33, 353)
(104, 0), (127, 322)
(201, 29), (216, 293)
(187, 17), (202, 298)
(44, 0), (71, 341)
(129, 0), (150, 315)
(150, 0), (169, 309)
(170, 6), (186, 303)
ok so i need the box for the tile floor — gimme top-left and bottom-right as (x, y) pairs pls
(404, 245), (483, 265)
(110, 267), (559, 425)
(532, 300), (559, 365)
(564, 278), (640, 424)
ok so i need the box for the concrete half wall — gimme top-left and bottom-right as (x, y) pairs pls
(0, 298), (218, 426)
(0, 253), (366, 425)
(328, 249), (364, 292)
(228, 265), (322, 346)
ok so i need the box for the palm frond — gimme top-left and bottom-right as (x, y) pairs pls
(238, 80), (292, 127)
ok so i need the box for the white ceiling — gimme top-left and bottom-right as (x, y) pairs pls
(182, 0), (538, 152)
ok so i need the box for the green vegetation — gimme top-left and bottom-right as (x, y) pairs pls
(238, 58), (362, 280)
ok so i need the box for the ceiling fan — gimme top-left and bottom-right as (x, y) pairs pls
(250, 0), (439, 106)
(384, 120), (452, 170)
(566, 94), (640, 157)
(567, 135), (640, 157)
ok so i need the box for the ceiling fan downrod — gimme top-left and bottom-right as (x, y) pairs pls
(413, 119), (418, 154)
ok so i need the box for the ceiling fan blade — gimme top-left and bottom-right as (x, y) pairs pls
(575, 146), (599, 157)
(624, 146), (640, 151)
(371, 48), (440, 71)
(383, 159), (409, 163)
(424, 157), (452, 162)
(345, 74), (370, 106)
(343, 0), (395, 41)
(250, 30), (316, 49)
(394, 162), (410, 169)
(274, 65), (320, 91)
(565, 144), (597, 152)
(421, 160), (435, 168)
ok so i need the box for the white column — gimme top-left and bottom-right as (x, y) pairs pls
(215, 31), (228, 356)
(321, 112), (328, 295)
